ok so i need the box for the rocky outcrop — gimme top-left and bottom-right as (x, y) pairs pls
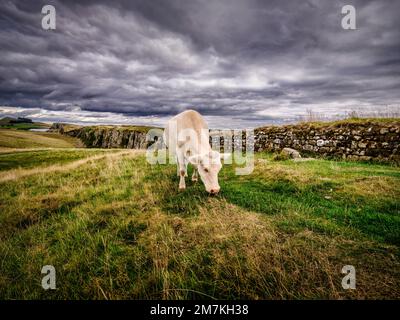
(254, 120), (400, 163)
(50, 123), (150, 149)
(49, 123), (67, 134)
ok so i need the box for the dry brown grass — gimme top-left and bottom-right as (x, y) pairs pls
(0, 129), (81, 148)
(254, 159), (321, 185)
(137, 196), (399, 299)
(340, 176), (400, 199)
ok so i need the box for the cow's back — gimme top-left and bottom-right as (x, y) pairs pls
(164, 110), (208, 151)
(174, 110), (208, 133)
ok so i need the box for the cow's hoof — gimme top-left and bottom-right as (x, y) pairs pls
(192, 177), (198, 182)
(179, 187), (186, 191)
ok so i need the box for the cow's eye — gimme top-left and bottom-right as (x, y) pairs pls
(204, 168), (209, 173)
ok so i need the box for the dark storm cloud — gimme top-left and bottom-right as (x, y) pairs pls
(0, 0), (399, 127)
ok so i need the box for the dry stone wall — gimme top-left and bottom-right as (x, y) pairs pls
(254, 120), (400, 163)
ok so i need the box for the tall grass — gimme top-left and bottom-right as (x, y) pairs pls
(298, 106), (400, 123)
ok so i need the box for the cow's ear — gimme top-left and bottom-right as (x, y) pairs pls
(188, 154), (201, 165)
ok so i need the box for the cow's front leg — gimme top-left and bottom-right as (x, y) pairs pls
(179, 165), (186, 190)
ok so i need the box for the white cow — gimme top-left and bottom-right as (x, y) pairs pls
(163, 110), (227, 194)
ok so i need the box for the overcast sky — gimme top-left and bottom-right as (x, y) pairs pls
(0, 0), (399, 128)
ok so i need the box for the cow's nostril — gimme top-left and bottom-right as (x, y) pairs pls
(209, 189), (220, 195)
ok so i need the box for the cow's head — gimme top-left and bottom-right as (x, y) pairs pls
(188, 151), (230, 194)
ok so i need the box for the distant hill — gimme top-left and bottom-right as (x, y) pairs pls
(0, 117), (50, 130)
(0, 117), (17, 125)
(12, 117), (32, 123)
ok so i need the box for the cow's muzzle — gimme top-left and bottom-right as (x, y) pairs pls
(208, 188), (220, 195)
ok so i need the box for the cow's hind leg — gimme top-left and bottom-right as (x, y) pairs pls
(191, 168), (198, 182)
(184, 158), (188, 177)
(177, 152), (186, 190)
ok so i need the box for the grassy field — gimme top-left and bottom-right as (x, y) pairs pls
(0, 149), (117, 172)
(0, 141), (399, 299)
(0, 129), (81, 149)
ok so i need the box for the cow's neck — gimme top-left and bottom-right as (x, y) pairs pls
(191, 130), (211, 156)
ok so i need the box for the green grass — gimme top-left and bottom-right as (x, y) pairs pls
(222, 155), (400, 245)
(0, 123), (50, 130)
(0, 148), (399, 299)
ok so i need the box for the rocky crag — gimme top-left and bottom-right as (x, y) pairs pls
(50, 123), (152, 149)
